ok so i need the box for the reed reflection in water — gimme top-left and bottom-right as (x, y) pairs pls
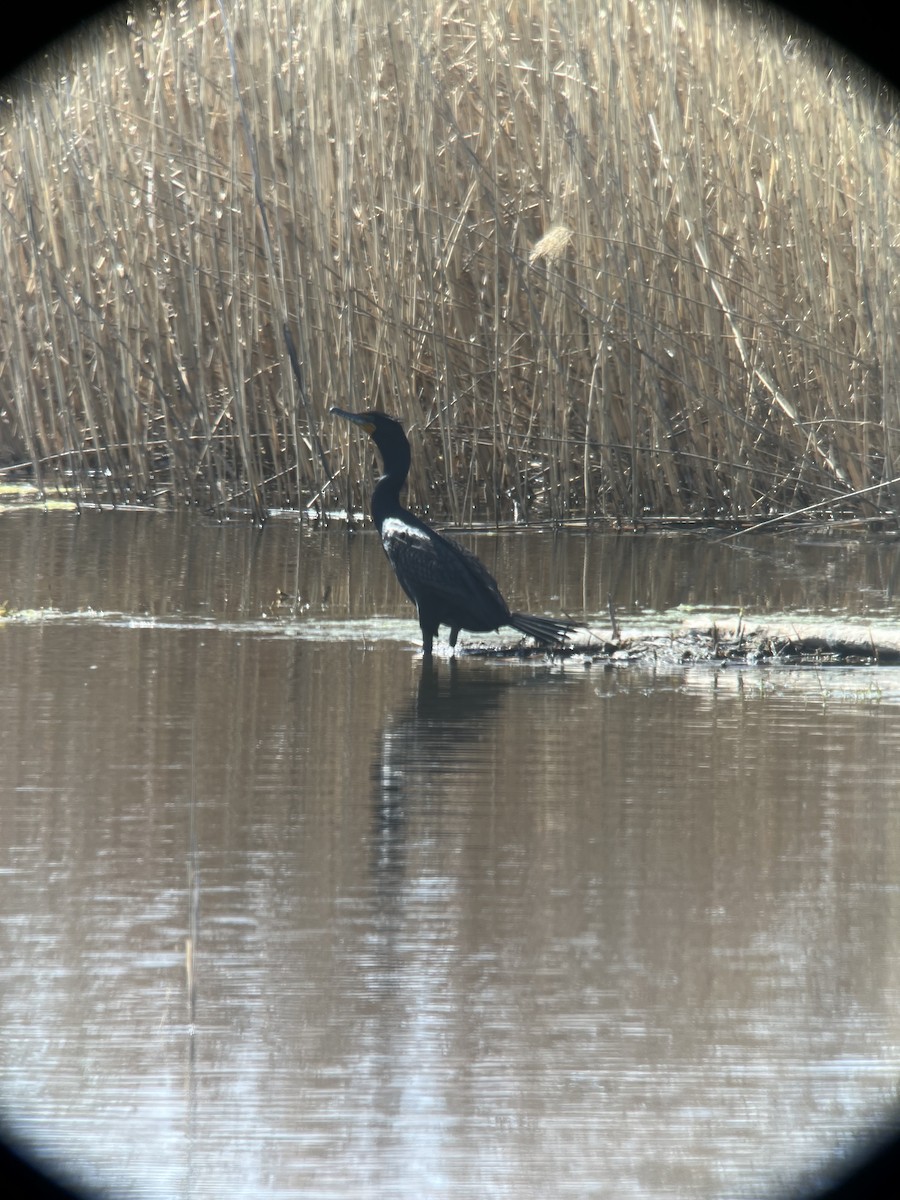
(1, 510), (899, 1199)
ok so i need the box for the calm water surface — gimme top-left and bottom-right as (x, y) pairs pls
(2, 510), (900, 1199)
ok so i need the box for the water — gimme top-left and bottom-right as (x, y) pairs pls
(1, 509), (900, 1199)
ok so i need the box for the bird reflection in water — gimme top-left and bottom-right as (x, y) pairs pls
(369, 659), (512, 886)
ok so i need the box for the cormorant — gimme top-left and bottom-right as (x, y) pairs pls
(331, 407), (576, 656)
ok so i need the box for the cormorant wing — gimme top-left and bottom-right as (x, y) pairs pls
(380, 516), (509, 623)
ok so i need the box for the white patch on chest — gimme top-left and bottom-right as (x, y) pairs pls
(382, 517), (431, 546)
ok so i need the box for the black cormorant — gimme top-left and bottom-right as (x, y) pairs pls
(331, 407), (576, 656)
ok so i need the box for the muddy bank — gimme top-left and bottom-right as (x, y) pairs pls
(467, 618), (900, 666)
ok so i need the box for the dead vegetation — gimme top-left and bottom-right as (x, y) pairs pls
(466, 619), (900, 666)
(0, 0), (897, 525)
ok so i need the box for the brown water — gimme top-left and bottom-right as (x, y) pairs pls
(1, 509), (900, 1199)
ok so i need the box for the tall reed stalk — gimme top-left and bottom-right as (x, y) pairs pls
(0, 0), (896, 524)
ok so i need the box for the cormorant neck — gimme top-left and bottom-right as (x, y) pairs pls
(370, 445), (410, 529)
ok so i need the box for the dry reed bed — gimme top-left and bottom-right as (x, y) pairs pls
(0, 0), (897, 523)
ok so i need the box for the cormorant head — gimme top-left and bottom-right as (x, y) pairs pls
(330, 407), (411, 467)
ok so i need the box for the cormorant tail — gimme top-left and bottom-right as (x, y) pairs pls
(509, 612), (576, 646)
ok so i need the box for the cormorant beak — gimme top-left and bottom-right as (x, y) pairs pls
(330, 406), (375, 435)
